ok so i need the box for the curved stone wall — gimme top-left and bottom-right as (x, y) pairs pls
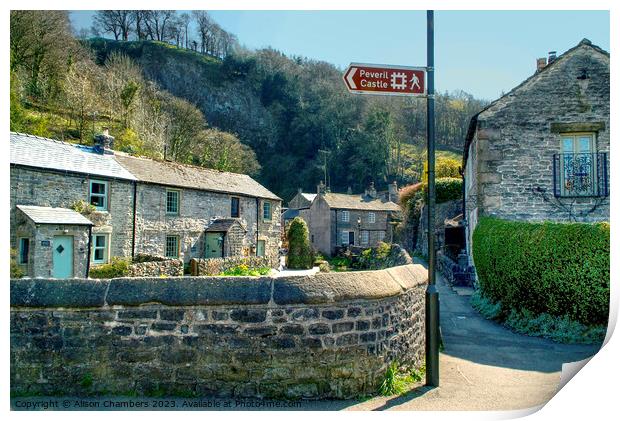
(10, 264), (427, 399)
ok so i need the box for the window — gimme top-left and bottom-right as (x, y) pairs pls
(89, 180), (108, 210)
(257, 240), (265, 257)
(368, 212), (376, 223)
(263, 201), (272, 221)
(554, 133), (608, 197)
(231, 197), (240, 218)
(166, 190), (180, 215)
(165, 235), (179, 258)
(378, 231), (385, 242)
(18, 238), (29, 264)
(341, 210), (350, 222)
(361, 231), (369, 245)
(341, 231), (354, 245)
(92, 234), (108, 264)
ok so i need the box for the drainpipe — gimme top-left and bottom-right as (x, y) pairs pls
(255, 197), (259, 255)
(460, 167), (467, 256)
(86, 225), (92, 278)
(130, 181), (138, 259)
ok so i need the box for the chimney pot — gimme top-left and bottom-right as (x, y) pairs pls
(548, 51), (557, 63)
(94, 129), (114, 154)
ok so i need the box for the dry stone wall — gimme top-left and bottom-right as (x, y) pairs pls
(11, 265), (427, 399)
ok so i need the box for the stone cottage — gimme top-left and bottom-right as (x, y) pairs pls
(462, 39), (610, 256)
(10, 131), (282, 278)
(294, 181), (401, 255)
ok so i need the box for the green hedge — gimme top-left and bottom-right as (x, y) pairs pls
(89, 257), (130, 279)
(472, 217), (610, 325)
(286, 217), (314, 269)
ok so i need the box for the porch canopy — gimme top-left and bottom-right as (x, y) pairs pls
(17, 205), (93, 226)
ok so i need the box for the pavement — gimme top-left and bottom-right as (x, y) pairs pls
(11, 266), (602, 412)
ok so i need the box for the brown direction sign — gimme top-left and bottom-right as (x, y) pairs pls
(343, 63), (426, 96)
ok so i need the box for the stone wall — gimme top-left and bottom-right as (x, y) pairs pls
(415, 200), (462, 257)
(10, 264), (427, 399)
(190, 256), (276, 276)
(126, 259), (184, 277)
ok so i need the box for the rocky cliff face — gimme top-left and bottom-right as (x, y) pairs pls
(89, 39), (277, 150)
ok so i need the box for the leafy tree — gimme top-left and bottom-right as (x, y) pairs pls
(192, 129), (261, 176)
(286, 217), (314, 269)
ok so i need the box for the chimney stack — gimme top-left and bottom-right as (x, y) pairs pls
(347, 186), (353, 195)
(93, 127), (114, 154)
(388, 181), (399, 203)
(536, 57), (547, 72)
(548, 51), (557, 64)
(365, 182), (377, 199)
(317, 180), (326, 195)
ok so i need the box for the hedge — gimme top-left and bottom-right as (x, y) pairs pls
(286, 217), (314, 269)
(399, 177), (462, 207)
(472, 217), (610, 325)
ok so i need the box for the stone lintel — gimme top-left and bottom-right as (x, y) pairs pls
(550, 121), (605, 133)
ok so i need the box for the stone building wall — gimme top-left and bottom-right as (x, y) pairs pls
(11, 264), (427, 399)
(10, 166), (135, 261)
(415, 200), (463, 257)
(467, 41), (610, 227)
(134, 183), (281, 263)
(12, 212), (91, 278)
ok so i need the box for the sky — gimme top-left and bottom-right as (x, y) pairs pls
(70, 10), (610, 101)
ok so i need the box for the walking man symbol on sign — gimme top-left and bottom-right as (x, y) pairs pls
(410, 73), (421, 91)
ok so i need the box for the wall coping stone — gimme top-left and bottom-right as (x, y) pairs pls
(10, 264), (427, 308)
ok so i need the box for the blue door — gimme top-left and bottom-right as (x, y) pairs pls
(52, 236), (73, 278)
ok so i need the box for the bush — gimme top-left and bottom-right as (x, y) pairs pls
(399, 177), (462, 207)
(89, 257), (130, 279)
(219, 264), (271, 277)
(10, 249), (25, 278)
(472, 217), (610, 326)
(357, 242), (392, 270)
(286, 217), (314, 269)
(132, 253), (167, 263)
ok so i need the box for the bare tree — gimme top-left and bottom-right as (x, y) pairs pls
(142, 10), (176, 41)
(133, 11), (148, 40)
(93, 11), (135, 41)
(64, 59), (100, 141)
(179, 13), (191, 49)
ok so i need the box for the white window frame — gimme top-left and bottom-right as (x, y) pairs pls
(165, 235), (180, 258)
(559, 132), (597, 197)
(341, 230), (349, 245)
(341, 210), (350, 222)
(89, 180), (109, 211)
(257, 239), (266, 257)
(91, 234), (109, 264)
(263, 201), (272, 221)
(368, 212), (376, 223)
(361, 230), (369, 245)
(166, 189), (180, 215)
(378, 231), (385, 242)
(18, 237), (30, 265)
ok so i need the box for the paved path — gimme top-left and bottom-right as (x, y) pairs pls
(12, 267), (601, 411)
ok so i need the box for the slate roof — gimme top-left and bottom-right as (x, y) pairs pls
(321, 193), (401, 212)
(205, 218), (246, 232)
(10, 132), (136, 181)
(17, 205), (94, 225)
(114, 153), (281, 201)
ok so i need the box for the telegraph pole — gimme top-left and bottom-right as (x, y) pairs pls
(425, 9), (440, 387)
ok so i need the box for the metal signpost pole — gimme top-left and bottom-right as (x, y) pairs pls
(425, 9), (440, 387)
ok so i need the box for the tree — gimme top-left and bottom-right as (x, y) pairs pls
(93, 11), (135, 41)
(192, 129), (261, 176)
(142, 10), (175, 42)
(64, 59), (99, 141)
(10, 10), (75, 100)
(179, 13), (191, 49)
(163, 96), (206, 162)
(286, 217), (314, 269)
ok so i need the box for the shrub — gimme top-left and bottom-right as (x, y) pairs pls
(132, 253), (167, 263)
(89, 257), (130, 279)
(10, 248), (25, 278)
(472, 217), (610, 326)
(219, 264), (271, 277)
(70, 199), (96, 215)
(286, 217), (314, 269)
(399, 177), (462, 207)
